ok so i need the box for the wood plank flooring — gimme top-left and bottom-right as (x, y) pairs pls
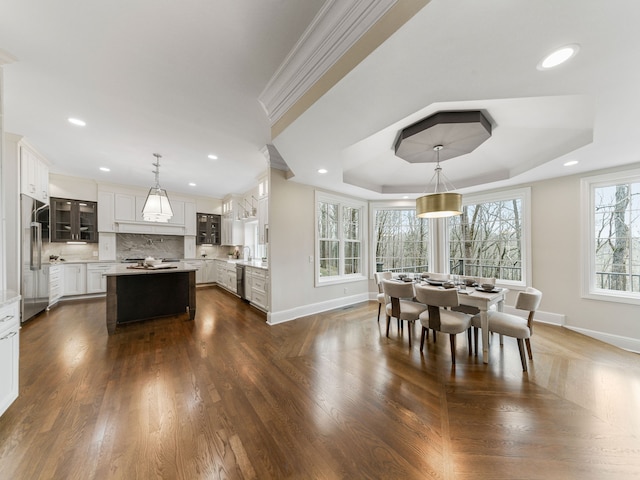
(1, 286), (639, 479)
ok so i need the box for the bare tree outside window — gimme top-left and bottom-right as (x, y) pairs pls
(594, 182), (640, 292)
(374, 209), (429, 273)
(449, 198), (522, 281)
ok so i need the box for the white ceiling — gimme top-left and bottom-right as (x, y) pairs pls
(273, 0), (640, 198)
(0, 0), (325, 198)
(2, 0), (640, 202)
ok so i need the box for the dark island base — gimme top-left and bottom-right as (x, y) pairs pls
(106, 270), (196, 334)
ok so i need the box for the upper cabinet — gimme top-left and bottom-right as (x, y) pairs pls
(221, 195), (244, 245)
(50, 197), (98, 243)
(196, 213), (221, 245)
(19, 140), (49, 203)
(97, 188), (196, 235)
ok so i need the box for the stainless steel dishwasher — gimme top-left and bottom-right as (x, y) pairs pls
(236, 264), (247, 301)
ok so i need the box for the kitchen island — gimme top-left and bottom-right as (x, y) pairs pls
(105, 263), (196, 334)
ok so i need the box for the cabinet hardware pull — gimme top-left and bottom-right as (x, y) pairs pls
(0, 331), (17, 340)
(0, 315), (14, 323)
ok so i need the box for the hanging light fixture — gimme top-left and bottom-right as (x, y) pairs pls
(142, 153), (174, 222)
(415, 145), (462, 218)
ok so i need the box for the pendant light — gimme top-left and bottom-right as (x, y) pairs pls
(415, 145), (462, 218)
(142, 153), (174, 222)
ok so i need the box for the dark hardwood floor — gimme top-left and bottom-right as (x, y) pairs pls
(1, 286), (639, 479)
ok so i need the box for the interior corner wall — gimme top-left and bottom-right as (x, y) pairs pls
(268, 168), (369, 321)
(529, 165), (640, 350)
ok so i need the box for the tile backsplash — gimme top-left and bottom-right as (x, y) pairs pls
(116, 234), (183, 260)
(43, 234), (226, 261)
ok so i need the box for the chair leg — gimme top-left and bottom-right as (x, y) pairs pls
(420, 327), (427, 352)
(407, 322), (412, 348)
(517, 338), (528, 372)
(473, 327), (479, 356)
(449, 334), (456, 364)
(386, 315), (391, 337)
(525, 338), (533, 359)
(377, 304), (381, 323)
(467, 328), (472, 356)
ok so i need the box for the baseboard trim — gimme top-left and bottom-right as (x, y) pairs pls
(267, 293), (370, 325)
(563, 325), (640, 353)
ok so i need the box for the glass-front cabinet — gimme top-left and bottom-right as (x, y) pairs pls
(196, 213), (221, 245)
(50, 197), (98, 243)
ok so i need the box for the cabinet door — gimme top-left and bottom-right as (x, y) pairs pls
(184, 202), (197, 236)
(114, 194), (136, 221)
(51, 198), (73, 242)
(168, 200), (185, 225)
(38, 160), (50, 203)
(0, 319), (19, 416)
(77, 201), (98, 242)
(20, 146), (38, 198)
(98, 192), (115, 232)
(99, 233), (117, 261)
(62, 264), (87, 296)
(258, 197), (268, 244)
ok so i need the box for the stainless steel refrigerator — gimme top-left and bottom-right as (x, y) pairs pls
(21, 194), (50, 323)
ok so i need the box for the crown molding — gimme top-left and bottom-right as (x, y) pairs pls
(259, 0), (397, 127)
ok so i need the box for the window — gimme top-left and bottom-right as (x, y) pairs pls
(449, 188), (530, 285)
(316, 192), (366, 285)
(372, 206), (430, 273)
(583, 169), (640, 304)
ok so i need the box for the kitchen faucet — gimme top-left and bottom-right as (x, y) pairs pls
(243, 246), (252, 261)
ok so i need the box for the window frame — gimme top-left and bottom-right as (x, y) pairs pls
(315, 191), (367, 287)
(369, 200), (432, 276)
(446, 187), (532, 288)
(581, 168), (640, 305)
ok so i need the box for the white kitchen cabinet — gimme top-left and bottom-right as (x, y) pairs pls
(99, 232), (117, 261)
(184, 237), (196, 260)
(257, 196), (268, 245)
(19, 140), (49, 203)
(204, 260), (217, 283)
(49, 264), (63, 307)
(0, 298), (20, 417)
(114, 193), (137, 222)
(183, 260), (204, 284)
(221, 195), (244, 246)
(215, 260), (237, 293)
(247, 266), (269, 311)
(62, 264), (87, 296)
(86, 263), (114, 294)
(98, 191), (115, 232)
(184, 202), (197, 236)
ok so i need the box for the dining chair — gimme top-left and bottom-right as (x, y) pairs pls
(471, 287), (543, 371)
(381, 279), (426, 348)
(374, 271), (392, 323)
(414, 285), (473, 364)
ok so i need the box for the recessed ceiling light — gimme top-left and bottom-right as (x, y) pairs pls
(563, 160), (579, 167)
(317, 168), (328, 174)
(403, 196), (409, 199)
(208, 154), (218, 160)
(68, 117), (86, 126)
(188, 182), (196, 187)
(537, 44), (580, 70)
(99, 167), (110, 172)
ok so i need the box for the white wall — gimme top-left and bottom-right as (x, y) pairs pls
(267, 168), (370, 324)
(268, 165), (640, 351)
(529, 166), (640, 351)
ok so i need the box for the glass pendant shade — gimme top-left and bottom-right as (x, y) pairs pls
(142, 187), (173, 222)
(142, 153), (173, 222)
(416, 192), (462, 218)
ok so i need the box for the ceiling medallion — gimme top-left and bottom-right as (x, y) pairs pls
(394, 110), (492, 164)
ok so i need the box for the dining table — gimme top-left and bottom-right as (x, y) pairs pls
(415, 279), (509, 364)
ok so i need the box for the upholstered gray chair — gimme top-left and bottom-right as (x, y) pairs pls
(381, 279), (426, 348)
(374, 271), (392, 323)
(414, 285), (473, 364)
(471, 287), (543, 371)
